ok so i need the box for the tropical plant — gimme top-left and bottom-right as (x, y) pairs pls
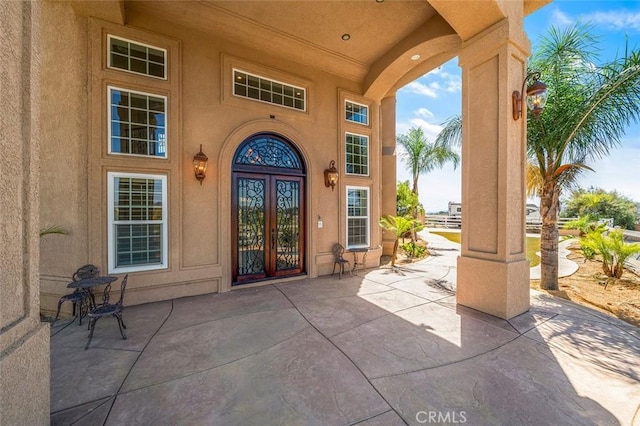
(562, 187), (638, 230)
(396, 126), (460, 215)
(40, 225), (67, 238)
(397, 180), (424, 217)
(400, 241), (428, 259)
(379, 215), (424, 267)
(580, 229), (640, 281)
(526, 23), (640, 290)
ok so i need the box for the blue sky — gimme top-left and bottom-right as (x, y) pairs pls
(396, 0), (640, 213)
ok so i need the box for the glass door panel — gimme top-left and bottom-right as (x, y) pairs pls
(235, 176), (267, 282)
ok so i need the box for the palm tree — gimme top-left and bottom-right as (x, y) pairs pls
(379, 215), (424, 267)
(528, 23), (640, 290)
(396, 126), (460, 205)
(436, 24), (640, 291)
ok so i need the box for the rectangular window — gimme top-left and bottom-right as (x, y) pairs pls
(345, 101), (368, 125)
(347, 186), (369, 248)
(108, 86), (167, 158)
(108, 172), (168, 273)
(233, 69), (306, 111)
(345, 133), (369, 176)
(108, 35), (166, 79)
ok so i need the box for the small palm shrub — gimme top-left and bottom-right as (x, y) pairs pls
(580, 229), (640, 281)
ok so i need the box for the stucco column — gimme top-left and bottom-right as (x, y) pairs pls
(456, 19), (530, 319)
(380, 95), (397, 256)
(0, 1), (50, 424)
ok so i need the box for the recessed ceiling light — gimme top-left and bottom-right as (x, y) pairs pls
(411, 54), (421, 61)
(341, 34), (351, 41)
(375, 0), (384, 3)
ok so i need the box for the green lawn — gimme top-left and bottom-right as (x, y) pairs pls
(430, 231), (541, 267)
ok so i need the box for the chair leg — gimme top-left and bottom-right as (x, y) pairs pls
(85, 317), (98, 350)
(332, 262), (336, 276)
(52, 299), (64, 325)
(115, 314), (127, 339)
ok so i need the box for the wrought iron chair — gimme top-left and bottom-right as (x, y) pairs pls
(85, 274), (128, 350)
(52, 264), (100, 326)
(331, 243), (351, 279)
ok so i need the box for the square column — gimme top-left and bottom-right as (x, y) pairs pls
(380, 95), (397, 256)
(457, 20), (530, 319)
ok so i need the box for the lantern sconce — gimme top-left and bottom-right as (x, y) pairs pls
(513, 71), (548, 121)
(324, 160), (339, 191)
(193, 144), (208, 185)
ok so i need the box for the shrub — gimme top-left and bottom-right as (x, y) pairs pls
(580, 229), (640, 281)
(400, 241), (427, 259)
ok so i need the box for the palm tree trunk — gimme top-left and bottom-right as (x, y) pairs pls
(539, 178), (560, 290)
(391, 239), (399, 267)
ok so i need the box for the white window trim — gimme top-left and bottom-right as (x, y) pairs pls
(232, 68), (307, 112)
(345, 132), (370, 177)
(107, 85), (168, 159)
(346, 185), (370, 249)
(345, 100), (369, 125)
(107, 172), (168, 274)
(107, 34), (167, 80)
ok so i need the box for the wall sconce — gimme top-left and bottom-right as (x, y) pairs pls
(324, 160), (339, 191)
(513, 71), (548, 121)
(193, 144), (208, 185)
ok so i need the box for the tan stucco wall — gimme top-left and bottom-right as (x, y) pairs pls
(39, 2), (385, 314)
(0, 0), (50, 423)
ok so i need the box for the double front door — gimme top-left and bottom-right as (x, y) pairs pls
(232, 173), (305, 284)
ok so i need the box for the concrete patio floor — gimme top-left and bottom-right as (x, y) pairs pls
(50, 261), (640, 425)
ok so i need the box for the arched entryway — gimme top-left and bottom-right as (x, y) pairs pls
(231, 133), (306, 285)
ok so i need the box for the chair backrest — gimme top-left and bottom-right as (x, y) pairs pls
(332, 243), (346, 262)
(101, 274), (128, 306)
(72, 264), (100, 281)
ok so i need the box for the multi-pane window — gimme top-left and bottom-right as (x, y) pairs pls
(233, 69), (306, 111)
(347, 187), (369, 248)
(345, 101), (368, 125)
(108, 35), (166, 79)
(109, 87), (167, 158)
(108, 173), (167, 273)
(345, 133), (369, 176)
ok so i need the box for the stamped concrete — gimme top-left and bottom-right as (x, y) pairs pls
(50, 260), (640, 425)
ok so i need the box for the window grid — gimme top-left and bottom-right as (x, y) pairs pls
(345, 133), (369, 176)
(233, 69), (306, 111)
(109, 173), (167, 273)
(347, 187), (369, 248)
(108, 35), (166, 79)
(345, 101), (368, 125)
(109, 87), (167, 158)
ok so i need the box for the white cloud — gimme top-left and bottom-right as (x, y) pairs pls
(402, 81), (438, 98)
(581, 11), (640, 32)
(415, 108), (434, 119)
(551, 8), (573, 27)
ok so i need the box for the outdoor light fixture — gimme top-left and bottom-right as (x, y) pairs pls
(324, 160), (339, 191)
(513, 71), (548, 121)
(193, 144), (208, 185)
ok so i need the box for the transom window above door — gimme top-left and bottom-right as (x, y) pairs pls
(108, 86), (167, 158)
(233, 69), (306, 112)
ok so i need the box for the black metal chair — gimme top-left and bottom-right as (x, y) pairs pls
(331, 243), (351, 279)
(85, 274), (128, 350)
(52, 264), (100, 326)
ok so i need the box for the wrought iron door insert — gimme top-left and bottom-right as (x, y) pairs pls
(232, 134), (306, 285)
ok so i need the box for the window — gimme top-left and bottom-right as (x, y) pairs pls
(108, 87), (167, 158)
(345, 133), (369, 176)
(345, 101), (368, 125)
(108, 172), (168, 273)
(233, 69), (306, 111)
(108, 35), (166, 79)
(347, 187), (369, 248)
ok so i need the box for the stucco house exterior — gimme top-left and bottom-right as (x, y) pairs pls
(1, 0), (549, 422)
